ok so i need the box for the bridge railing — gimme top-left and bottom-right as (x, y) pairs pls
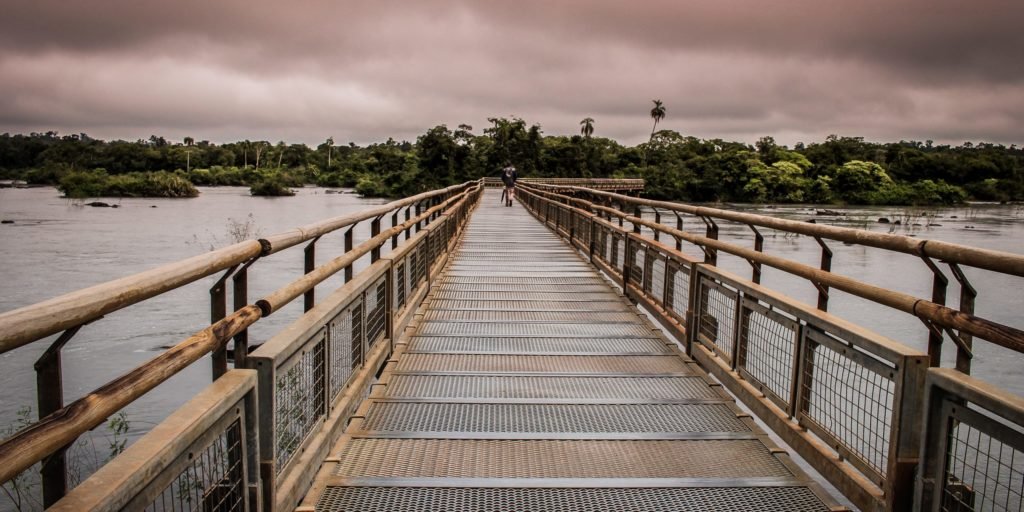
(247, 186), (479, 510)
(481, 176), (644, 191)
(0, 180), (481, 509)
(49, 369), (260, 511)
(916, 368), (1024, 512)
(518, 183), (1024, 512)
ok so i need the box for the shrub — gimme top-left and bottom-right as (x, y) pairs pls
(250, 175), (296, 196)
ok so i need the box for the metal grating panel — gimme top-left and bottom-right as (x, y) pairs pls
(384, 375), (720, 400)
(361, 402), (749, 433)
(407, 336), (671, 354)
(395, 354), (691, 374)
(416, 322), (653, 337)
(333, 439), (793, 478)
(448, 254), (582, 262)
(317, 486), (831, 512)
(441, 276), (606, 284)
(427, 300), (629, 311)
(448, 263), (592, 270)
(435, 284), (614, 293)
(423, 310), (640, 324)
(430, 291), (622, 301)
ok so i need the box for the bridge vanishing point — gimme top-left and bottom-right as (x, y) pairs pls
(1, 178), (1023, 511)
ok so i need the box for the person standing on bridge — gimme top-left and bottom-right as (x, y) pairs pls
(500, 164), (518, 207)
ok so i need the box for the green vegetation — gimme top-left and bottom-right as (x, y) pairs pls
(1, 124), (1022, 204)
(57, 170), (198, 198)
(249, 172), (297, 196)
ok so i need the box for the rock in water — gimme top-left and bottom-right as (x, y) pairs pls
(86, 201), (112, 208)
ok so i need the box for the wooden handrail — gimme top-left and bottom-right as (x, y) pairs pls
(518, 186), (1024, 354)
(527, 183), (1024, 277)
(0, 181), (477, 354)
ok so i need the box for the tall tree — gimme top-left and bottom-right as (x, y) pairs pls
(325, 137), (334, 168)
(580, 117), (595, 138)
(649, 100), (666, 141)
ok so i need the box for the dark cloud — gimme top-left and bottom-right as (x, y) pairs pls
(0, 0), (1021, 146)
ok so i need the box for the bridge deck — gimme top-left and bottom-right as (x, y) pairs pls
(306, 191), (840, 511)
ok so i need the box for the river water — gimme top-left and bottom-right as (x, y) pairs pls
(0, 187), (1022, 501)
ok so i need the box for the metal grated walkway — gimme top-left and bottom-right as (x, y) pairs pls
(307, 190), (841, 511)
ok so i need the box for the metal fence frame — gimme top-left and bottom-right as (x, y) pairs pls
(916, 368), (1024, 512)
(49, 370), (260, 511)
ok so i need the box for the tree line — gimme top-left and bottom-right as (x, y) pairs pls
(0, 120), (1021, 204)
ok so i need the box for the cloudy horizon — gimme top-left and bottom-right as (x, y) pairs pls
(1, 0), (1022, 148)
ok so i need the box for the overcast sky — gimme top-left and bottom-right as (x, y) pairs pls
(1, 0), (1021, 147)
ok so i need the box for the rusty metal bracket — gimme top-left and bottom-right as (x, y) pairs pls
(749, 224), (764, 283)
(942, 326), (974, 360)
(699, 216), (718, 265)
(673, 212), (684, 251)
(34, 323), (87, 507)
(652, 208), (661, 241)
(947, 262), (978, 373)
(303, 235), (323, 312)
(919, 250), (949, 366)
(813, 237), (832, 311)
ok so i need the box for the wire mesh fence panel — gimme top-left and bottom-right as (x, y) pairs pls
(628, 243), (644, 287)
(366, 276), (387, 348)
(943, 418), (1024, 512)
(416, 245), (427, 288)
(647, 249), (665, 302)
(395, 261), (407, 313)
(613, 233), (626, 274)
(737, 297), (800, 411)
(798, 328), (895, 484)
(144, 420), (246, 512)
(695, 275), (739, 360)
(350, 300), (364, 370)
(663, 261), (687, 322)
(927, 394), (1024, 512)
(274, 339), (326, 472)
(328, 301), (359, 400)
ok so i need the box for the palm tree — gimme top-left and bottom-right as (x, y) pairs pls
(580, 117), (595, 138)
(325, 137), (334, 168)
(649, 100), (666, 141)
